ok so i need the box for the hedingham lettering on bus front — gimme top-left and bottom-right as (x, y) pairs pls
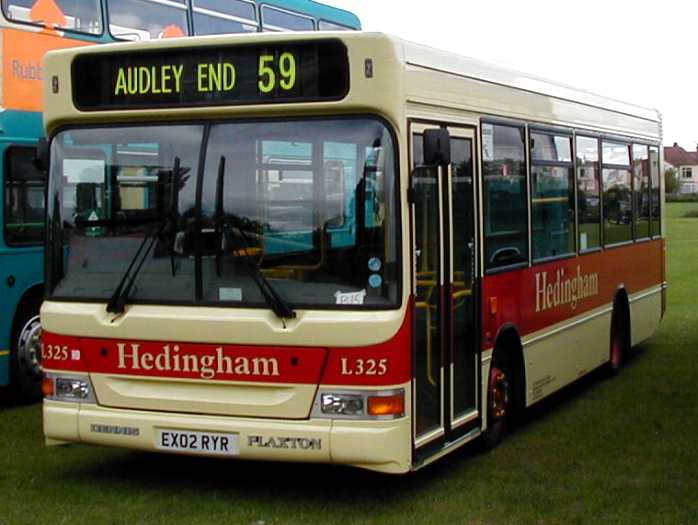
(117, 343), (280, 379)
(535, 266), (599, 312)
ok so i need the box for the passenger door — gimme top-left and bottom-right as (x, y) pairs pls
(411, 123), (480, 459)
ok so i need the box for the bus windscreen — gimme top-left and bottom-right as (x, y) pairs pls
(71, 40), (349, 110)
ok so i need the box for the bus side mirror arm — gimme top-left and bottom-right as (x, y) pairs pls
(35, 137), (49, 172)
(423, 128), (451, 167)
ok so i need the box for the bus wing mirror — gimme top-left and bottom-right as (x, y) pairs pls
(423, 128), (451, 167)
(35, 137), (49, 171)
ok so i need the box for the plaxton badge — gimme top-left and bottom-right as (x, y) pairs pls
(248, 435), (322, 450)
(91, 424), (139, 436)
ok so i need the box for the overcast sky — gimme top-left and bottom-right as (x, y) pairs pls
(325, 0), (694, 149)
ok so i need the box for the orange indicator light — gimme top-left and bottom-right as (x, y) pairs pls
(41, 377), (54, 398)
(367, 393), (404, 417)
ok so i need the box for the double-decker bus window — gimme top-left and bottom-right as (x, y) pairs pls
(576, 136), (601, 251)
(602, 141), (632, 245)
(261, 5), (314, 31)
(530, 132), (575, 260)
(318, 20), (352, 31)
(198, 117), (398, 308)
(649, 146), (661, 237)
(3, 146), (46, 245)
(481, 122), (528, 270)
(192, 0), (257, 35)
(48, 125), (202, 301)
(108, 0), (189, 40)
(3, 0), (102, 34)
(633, 145), (650, 240)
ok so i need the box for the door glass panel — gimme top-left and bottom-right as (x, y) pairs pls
(413, 133), (442, 438)
(450, 137), (476, 420)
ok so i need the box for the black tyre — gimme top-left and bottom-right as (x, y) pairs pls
(480, 352), (513, 450)
(10, 300), (43, 402)
(608, 305), (629, 375)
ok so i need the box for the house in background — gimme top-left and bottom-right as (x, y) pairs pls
(664, 143), (698, 193)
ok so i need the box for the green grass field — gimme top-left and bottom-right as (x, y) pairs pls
(2, 204), (697, 525)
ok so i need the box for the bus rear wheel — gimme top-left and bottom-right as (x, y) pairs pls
(10, 302), (43, 402)
(608, 305), (629, 375)
(480, 354), (512, 449)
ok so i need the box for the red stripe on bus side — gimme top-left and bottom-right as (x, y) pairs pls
(482, 239), (663, 347)
(321, 303), (412, 386)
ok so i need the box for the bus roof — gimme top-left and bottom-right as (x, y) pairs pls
(42, 31), (660, 139)
(401, 38), (659, 124)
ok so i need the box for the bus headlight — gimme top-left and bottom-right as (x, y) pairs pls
(321, 393), (364, 416)
(43, 373), (96, 403)
(313, 389), (404, 420)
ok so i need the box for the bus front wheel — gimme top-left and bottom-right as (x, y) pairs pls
(10, 301), (43, 402)
(480, 353), (513, 450)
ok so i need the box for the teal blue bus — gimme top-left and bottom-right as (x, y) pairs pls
(0, 0), (360, 400)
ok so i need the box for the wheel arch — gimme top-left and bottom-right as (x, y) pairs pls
(492, 323), (526, 413)
(11, 283), (45, 337)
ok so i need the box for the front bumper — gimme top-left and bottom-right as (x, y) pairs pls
(43, 399), (412, 474)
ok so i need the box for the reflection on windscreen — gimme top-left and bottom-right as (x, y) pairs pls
(48, 118), (399, 310)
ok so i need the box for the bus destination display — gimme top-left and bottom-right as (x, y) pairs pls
(72, 41), (349, 110)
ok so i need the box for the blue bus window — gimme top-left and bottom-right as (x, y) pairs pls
(192, 0), (258, 35)
(108, 0), (189, 40)
(261, 5), (314, 31)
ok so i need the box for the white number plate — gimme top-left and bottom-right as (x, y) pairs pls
(155, 429), (239, 456)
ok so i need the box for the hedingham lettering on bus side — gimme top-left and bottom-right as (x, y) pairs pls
(535, 266), (599, 312)
(117, 343), (279, 379)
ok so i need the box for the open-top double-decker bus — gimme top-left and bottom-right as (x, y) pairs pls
(40, 32), (664, 473)
(0, 0), (359, 400)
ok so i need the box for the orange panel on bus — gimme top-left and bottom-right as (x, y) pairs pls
(2, 28), (91, 112)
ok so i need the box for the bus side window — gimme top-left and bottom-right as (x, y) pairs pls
(4, 145), (46, 246)
(530, 131), (575, 261)
(481, 122), (528, 270)
(632, 144), (650, 240)
(601, 141), (632, 246)
(576, 136), (601, 251)
(649, 147), (661, 237)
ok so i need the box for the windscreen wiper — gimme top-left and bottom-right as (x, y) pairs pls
(214, 156), (296, 323)
(106, 158), (184, 314)
(233, 223), (297, 322)
(105, 221), (163, 314)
